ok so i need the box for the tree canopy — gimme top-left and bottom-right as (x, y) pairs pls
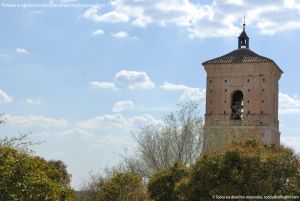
(0, 135), (77, 201)
(79, 172), (147, 201)
(176, 139), (300, 201)
(148, 162), (187, 201)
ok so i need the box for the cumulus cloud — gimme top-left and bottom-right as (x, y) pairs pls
(112, 100), (134, 113)
(77, 113), (158, 132)
(6, 114), (68, 127)
(112, 31), (138, 40)
(0, 89), (13, 103)
(26, 98), (42, 105)
(83, 5), (129, 23)
(83, 0), (300, 38)
(16, 48), (29, 54)
(57, 128), (94, 138)
(128, 114), (160, 130)
(279, 93), (300, 114)
(89, 81), (118, 90)
(92, 29), (105, 36)
(77, 113), (128, 130)
(161, 82), (206, 102)
(89, 70), (153, 91)
(112, 31), (128, 38)
(115, 70), (155, 90)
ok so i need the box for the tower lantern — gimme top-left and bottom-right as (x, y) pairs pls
(238, 17), (249, 48)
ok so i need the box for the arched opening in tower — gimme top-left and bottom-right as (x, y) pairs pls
(231, 90), (244, 120)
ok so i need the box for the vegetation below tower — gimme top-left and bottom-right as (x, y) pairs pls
(1, 104), (300, 200)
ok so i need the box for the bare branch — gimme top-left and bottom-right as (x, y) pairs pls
(0, 133), (42, 153)
(130, 101), (204, 175)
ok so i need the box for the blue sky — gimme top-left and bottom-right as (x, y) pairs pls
(1, 0), (300, 188)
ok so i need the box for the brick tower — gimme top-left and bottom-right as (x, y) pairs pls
(202, 22), (283, 152)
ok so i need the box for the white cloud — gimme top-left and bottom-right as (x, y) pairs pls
(16, 48), (29, 54)
(92, 29), (105, 36)
(115, 70), (155, 90)
(0, 53), (10, 58)
(77, 113), (128, 130)
(0, 89), (13, 103)
(161, 82), (205, 102)
(112, 31), (139, 40)
(281, 136), (300, 154)
(112, 31), (128, 38)
(77, 113), (158, 132)
(6, 114), (68, 127)
(258, 20), (300, 35)
(0, 50), (10, 59)
(49, 0), (77, 3)
(181, 88), (206, 102)
(133, 16), (152, 27)
(92, 135), (131, 149)
(26, 98), (42, 105)
(57, 128), (94, 138)
(112, 100), (134, 113)
(279, 93), (300, 114)
(128, 114), (160, 130)
(61, 0), (77, 3)
(89, 81), (118, 90)
(83, 0), (300, 38)
(161, 82), (191, 91)
(83, 5), (129, 23)
(131, 105), (173, 112)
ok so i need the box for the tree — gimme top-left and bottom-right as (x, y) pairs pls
(176, 139), (300, 201)
(79, 158), (150, 201)
(79, 102), (203, 200)
(0, 135), (77, 201)
(133, 102), (203, 176)
(148, 162), (188, 201)
(79, 172), (147, 201)
(78, 173), (103, 201)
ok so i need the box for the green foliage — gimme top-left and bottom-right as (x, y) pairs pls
(176, 139), (300, 201)
(0, 144), (77, 201)
(148, 162), (188, 201)
(95, 172), (147, 201)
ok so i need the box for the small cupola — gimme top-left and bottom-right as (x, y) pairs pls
(238, 18), (249, 49)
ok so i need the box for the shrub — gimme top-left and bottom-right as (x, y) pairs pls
(96, 172), (147, 201)
(148, 162), (188, 201)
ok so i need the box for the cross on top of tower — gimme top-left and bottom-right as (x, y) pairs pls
(238, 17), (249, 49)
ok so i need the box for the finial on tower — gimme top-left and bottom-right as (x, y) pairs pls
(238, 16), (249, 49)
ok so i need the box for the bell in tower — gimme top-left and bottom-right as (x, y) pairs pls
(231, 90), (244, 120)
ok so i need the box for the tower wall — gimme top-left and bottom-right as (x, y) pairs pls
(203, 61), (282, 152)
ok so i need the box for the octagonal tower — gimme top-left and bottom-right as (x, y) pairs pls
(202, 22), (283, 152)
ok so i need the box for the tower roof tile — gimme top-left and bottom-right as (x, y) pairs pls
(203, 48), (274, 65)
